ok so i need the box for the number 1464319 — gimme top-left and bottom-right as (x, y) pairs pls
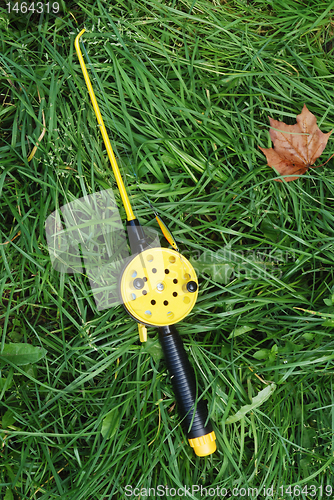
(6, 2), (60, 14)
(279, 485), (333, 497)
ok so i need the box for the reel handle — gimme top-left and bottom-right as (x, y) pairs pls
(158, 325), (216, 456)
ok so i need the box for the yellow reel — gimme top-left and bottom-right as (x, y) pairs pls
(120, 247), (198, 326)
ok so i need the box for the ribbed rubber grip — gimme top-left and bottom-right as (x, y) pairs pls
(158, 325), (213, 440)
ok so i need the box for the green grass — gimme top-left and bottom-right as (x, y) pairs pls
(1, 0), (334, 498)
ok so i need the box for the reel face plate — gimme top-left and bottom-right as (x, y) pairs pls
(120, 247), (198, 326)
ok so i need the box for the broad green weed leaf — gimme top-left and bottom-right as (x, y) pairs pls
(4, 488), (14, 500)
(280, 340), (303, 353)
(228, 325), (254, 339)
(322, 319), (334, 327)
(101, 407), (120, 439)
(4, 464), (21, 486)
(0, 376), (13, 392)
(253, 349), (270, 360)
(313, 56), (330, 76)
(2, 409), (16, 428)
(225, 383), (276, 424)
(9, 330), (23, 343)
(260, 217), (283, 243)
(190, 250), (234, 284)
(0, 343), (47, 366)
(143, 338), (163, 362)
(22, 363), (38, 378)
(301, 427), (317, 449)
(302, 332), (315, 341)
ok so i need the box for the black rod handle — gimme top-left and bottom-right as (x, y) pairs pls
(158, 325), (216, 456)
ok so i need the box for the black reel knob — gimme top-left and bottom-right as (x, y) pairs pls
(186, 281), (198, 293)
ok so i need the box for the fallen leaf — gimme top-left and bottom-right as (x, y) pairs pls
(259, 104), (332, 181)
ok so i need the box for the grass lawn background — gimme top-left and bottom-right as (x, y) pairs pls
(1, 0), (334, 498)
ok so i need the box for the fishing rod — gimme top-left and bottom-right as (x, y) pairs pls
(73, 29), (216, 457)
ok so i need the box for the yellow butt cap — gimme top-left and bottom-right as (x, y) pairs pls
(188, 431), (216, 457)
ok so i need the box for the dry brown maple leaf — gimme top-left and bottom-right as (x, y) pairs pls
(259, 104), (332, 182)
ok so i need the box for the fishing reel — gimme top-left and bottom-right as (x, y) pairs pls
(120, 246), (198, 328)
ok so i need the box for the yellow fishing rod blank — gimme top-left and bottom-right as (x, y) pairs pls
(74, 29), (135, 222)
